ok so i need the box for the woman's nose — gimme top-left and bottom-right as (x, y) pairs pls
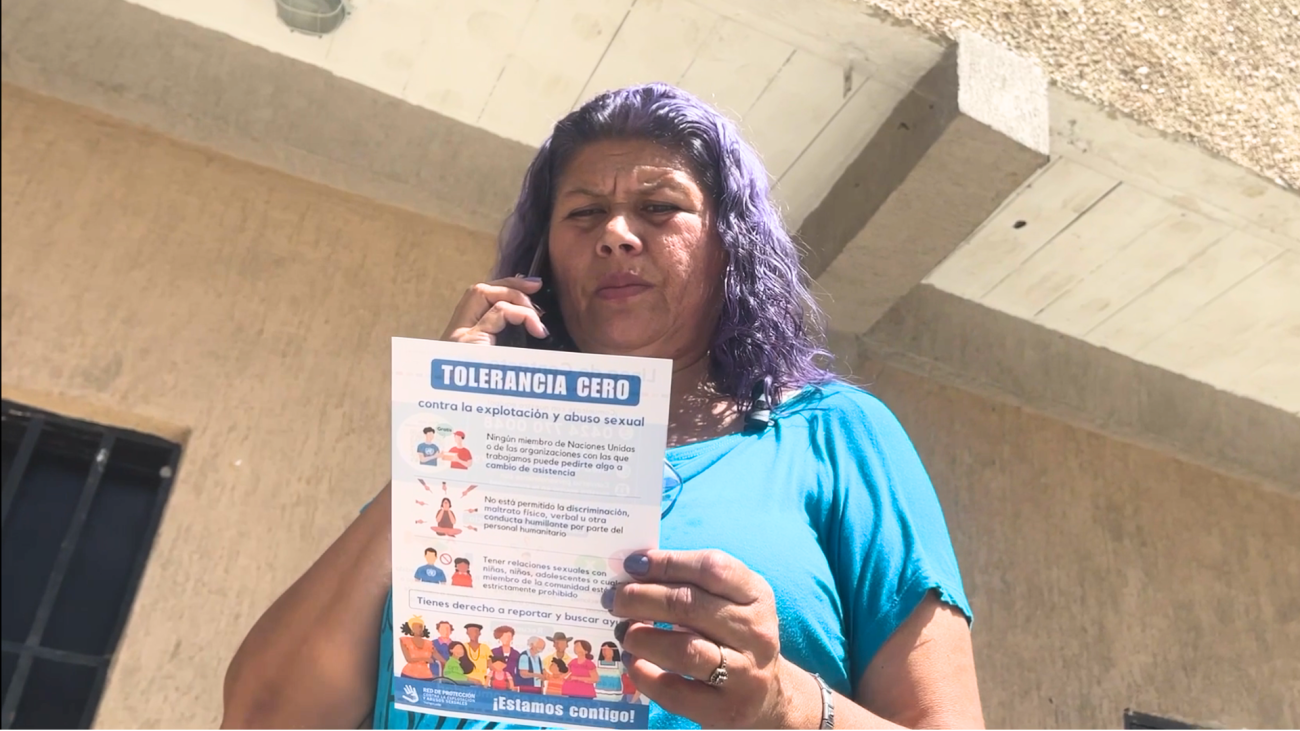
(597, 214), (643, 256)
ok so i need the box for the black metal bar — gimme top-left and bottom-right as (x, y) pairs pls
(0, 414), (44, 525)
(94, 442), (181, 702)
(0, 432), (114, 729)
(78, 664), (111, 731)
(0, 641), (105, 668)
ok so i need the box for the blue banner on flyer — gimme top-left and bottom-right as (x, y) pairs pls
(431, 359), (642, 406)
(394, 678), (648, 729)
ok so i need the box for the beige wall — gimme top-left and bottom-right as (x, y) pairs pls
(3, 84), (1297, 729)
(1, 84), (498, 727)
(862, 363), (1300, 729)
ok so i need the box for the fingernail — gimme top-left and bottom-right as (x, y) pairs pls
(613, 619), (630, 644)
(622, 651), (636, 671)
(601, 586), (616, 611)
(523, 276), (542, 284)
(539, 324), (551, 338)
(624, 554), (650, 577)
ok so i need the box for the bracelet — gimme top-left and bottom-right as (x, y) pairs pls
(810, 672), (835, 730)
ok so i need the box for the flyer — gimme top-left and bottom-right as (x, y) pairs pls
(390, 337), (672, 729)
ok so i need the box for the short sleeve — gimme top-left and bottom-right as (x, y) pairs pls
(814, 388), (971, 688)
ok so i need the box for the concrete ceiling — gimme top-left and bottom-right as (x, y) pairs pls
(857, 0), (1300, 191)
(927, 90), (1300, 415)
(100, 0), (1300, 415)
(122, 0), (945, 227)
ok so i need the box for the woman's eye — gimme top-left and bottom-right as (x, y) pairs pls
(644, 203), (678, 214)
(568, 208), (601, 219)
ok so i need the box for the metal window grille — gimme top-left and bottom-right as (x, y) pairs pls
(0, 401), (180, 729)
(1125, 709), (1205, 730)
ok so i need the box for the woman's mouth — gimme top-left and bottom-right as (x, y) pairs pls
(595, 273), (653, 300)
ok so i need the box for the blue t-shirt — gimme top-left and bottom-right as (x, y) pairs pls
(417, 442), (440, 465)
(414, 565), (447, 584)
(371, 383), (971, 729)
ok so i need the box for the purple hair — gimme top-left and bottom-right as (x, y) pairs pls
(493, 83), (833, 409)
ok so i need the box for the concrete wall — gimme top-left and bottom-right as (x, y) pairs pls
(862, 363), (1300, 729)
(3, 85), (1296, 729)
(0, 84), (498, 727)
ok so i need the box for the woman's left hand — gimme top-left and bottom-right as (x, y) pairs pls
(604, 549), (811, 728)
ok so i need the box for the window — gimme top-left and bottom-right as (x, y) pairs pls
(1124, 709), (1205, 730)
(1, 401), (180, 729)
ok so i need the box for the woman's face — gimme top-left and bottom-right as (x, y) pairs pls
(601, 645), (614, 660)
(548, 139), (725, 361)
(451, 644), (465, 657)
(441, 498), (451, 508)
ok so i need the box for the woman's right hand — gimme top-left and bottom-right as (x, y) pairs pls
(441, 277), (548, 344)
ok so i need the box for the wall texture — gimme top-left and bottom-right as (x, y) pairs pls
(3, 84), (1296, 729)
(0, 84), (498, 727)
(861, 362), (1300, 729)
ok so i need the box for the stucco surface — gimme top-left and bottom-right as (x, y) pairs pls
(864, 364), (1300, 729)
(0, 84), (497, 727)
(3, 83), (1297, 729)
(860, 0), (1300, 189)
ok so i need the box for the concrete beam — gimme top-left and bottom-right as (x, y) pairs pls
(858, 285), (1300, 495)
(801, 31), (1050, 338)
(0, 0), (533, 235)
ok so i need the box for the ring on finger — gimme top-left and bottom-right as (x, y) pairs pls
(704, 641), (729, 688)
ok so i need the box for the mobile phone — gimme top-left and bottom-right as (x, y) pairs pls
(496, 242), (572, 351)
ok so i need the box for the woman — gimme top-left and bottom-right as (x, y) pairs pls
(397, 618), (434, 681)
(560, 640), (599, 699)
(222, 83), (983, 729)
(441, 642), (474, 684)
(594, 641), (624, 701)
(433, 497), (460, 536)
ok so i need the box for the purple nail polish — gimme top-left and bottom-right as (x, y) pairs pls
(624, 553), (650, 576)
(622, 651), (636, 671)
(601, 587), (615, 611)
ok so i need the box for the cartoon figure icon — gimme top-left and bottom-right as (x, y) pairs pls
(432, 620), (453, 677)
(544, 631), (572, 668)
(595, 642), (623, 701)
(492, 626), (521, 686)
(414, 548), (447, 584)
(562, 640), (599, 698)
(444, 431), (474, 470)
(434, 498), (461, 536)
(517, 636), (547, 694)
(462, 623), (490, 687)
(487, 654), (515, 691)
(398, 616), (435, 681)
(621, 670), (640, 704)
(441, 642), (473, 683)
(543, 657), (569, 696)
(451, 557), (473, 588)
(400, 685), (419, 704)
(416, 427), (440, 467)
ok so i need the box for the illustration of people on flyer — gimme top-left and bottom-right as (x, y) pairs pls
(391, 337), (669, 729)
